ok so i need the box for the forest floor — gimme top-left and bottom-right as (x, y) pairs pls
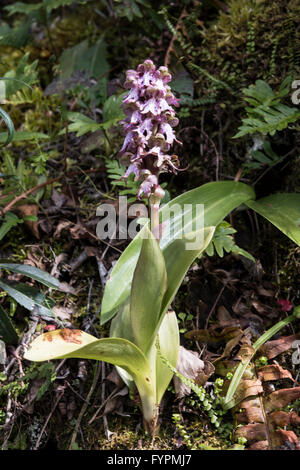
(0, 0), (300, 451)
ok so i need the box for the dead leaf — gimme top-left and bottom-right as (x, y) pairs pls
(235, 423), (267, 443)
(185, 326), (243, 344)
(229, 379), (263, 405)
(265, 386), (300, 413)
(217, 306), (240, 327)
(195, 360), (215, 387)
(272, 429), (300, 450)
(173, 346), (204, 398)
(257, 363), (295, 382)
(53, 220), (72, 238)
(15, 204), (39, 238)
(236, 397), (264, 424)
(248, 440), (268, 450)
(269, 411), (300, 427)
(261, 334), (300, 359)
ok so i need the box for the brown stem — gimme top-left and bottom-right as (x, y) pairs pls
(1, 166), (105, 215)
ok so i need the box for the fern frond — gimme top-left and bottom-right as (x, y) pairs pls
(234, 79), (300, 138)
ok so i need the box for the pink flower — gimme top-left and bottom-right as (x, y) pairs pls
(119, 59), (181, 198)
(277, 298), (293, 312)
(44, 324), (56, 331)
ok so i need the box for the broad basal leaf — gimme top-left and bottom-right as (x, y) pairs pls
(246, 193), (300, 246)
(155, 310), (179, 403)
(100, 181), (255, 324)
(24, 329), (156, 418)
(130, 228), (167, 354)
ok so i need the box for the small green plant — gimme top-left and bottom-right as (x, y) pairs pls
(234, 77), (300, 138)
(205, 221), (254, 261)
(223, 306), (300, 410)
(0, 263), (70, 345)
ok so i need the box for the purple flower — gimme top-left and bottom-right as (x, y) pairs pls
(119, 59), (181, 199)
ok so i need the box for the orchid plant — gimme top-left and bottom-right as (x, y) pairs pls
(24, 60), (300, 436)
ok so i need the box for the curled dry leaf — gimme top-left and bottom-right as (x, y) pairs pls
(185, 326), (244, 344)
(15, 204), (39, 239)
(217, 306), (240, 328)
(173, 346), (204, 398)
(195, 360), (215, 387)
(272, 429), (300, 450)
(248, 440), (269, 450)
(257, 363), (295, 382)
(260, 334), (300, 359)
(227, 378), (263, 404)
(269, 411), (300, 427)
(236, 396), (264, 424)
(235, 423), (267, 443)
(264, 386), (300, 413)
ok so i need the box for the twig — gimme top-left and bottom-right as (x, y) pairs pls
(68, 362), (101, 450)
(1, 167), (105, 215)
(164, 8), (187, 68)
(204, 284), (226, 330)
(88, 385), (119, 425)
(34, 388), (65, 450)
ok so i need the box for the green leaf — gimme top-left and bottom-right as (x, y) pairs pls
(224, 312), (298, 410)
(0, 281), (54, 316)
(246, 193), (300, 246)
(59, 36), (108, 80)
(130, 227), (167, 354)
(170, 67), (194, 98)
(110, 301), (135, 388)
(102, 93), (126, 129)
(5, 0), (88, 15)
(155, 310), (179, 403)
(100, 181), (255, 324)
(0, 20), (31, 48)
(0, 131), (48, 144)
(15, 284), (55, 318)
(0, 212), (23, 242)
(0, 304), (18, 344)
(0, 106), (15, 146)
(160, 227), (215, 318)
(0, 263), (61, 289)
(234, 79), (300, 138)
(3, 52), (38, 97)
(24, 330), (157, 423)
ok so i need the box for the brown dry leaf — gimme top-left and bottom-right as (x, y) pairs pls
(260, 334), (300, 359)
(195, 360), (215, 387)
(257, 363), (295, 382)
(185, 326), (243, 344)
(15, 204), (39, 238)
(265, 386), (300, 413)
(248, 440), (269, 450)
(103, 387), (128, 416)
(229, 379), (263, 404)
(52, 306), (73, 321)
(236, 343), (255, 363)
(269, 411), (300, 427)
(106, 368), (125, 387)
(70, 222), (89, 239)
(213, 359), (238, 377)
(53, 220), (72, 238)
(217, 306), (240, 327)
(235, 423), (267, 443)
(236, 396), (264, 423)
(256, 287), (274, 297)
(51, 188), (68, 208)
(272, 429), (300, 450)
(173, 346), (204, 398)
